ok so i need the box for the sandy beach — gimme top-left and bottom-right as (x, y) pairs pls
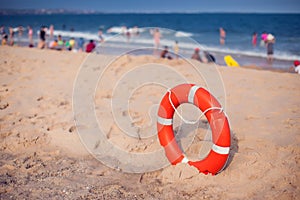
(0, 46), (299, 199)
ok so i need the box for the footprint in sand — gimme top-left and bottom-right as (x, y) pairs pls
(244, 149), (261, 167)
(36, 96), (44, 101)
(58, 100), (69, 107)
(0, 102), (9, 110)
(68, 125), (76, 133)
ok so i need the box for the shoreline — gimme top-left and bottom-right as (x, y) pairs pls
(4, 43), (296, 74)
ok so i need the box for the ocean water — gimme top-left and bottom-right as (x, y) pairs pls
(1, 13), (300, 69)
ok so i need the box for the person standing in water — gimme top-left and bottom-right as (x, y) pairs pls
(260, 31), (268, 47)
(219, 27), (226, 45)
(98, 28), (104, 43)
(28, 26), (33, 47)
(266, 34), (275, 63)
(252, 32), (257, 47)
(9, 27), (14, 46)
(17, 26), (23, 45)
(49, 25), (54, 39)
(152, 28), (161, 49)
(150, 28), (161, 55)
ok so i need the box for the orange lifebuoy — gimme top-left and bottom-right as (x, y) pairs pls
(157, 83), (231, 175)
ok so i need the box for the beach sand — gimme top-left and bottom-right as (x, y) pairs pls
(0, 46), (299, 199)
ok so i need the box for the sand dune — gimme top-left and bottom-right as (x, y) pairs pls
(0, 46), (299, 199)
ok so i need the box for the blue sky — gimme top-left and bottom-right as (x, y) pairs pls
(1, 0), (300, 13)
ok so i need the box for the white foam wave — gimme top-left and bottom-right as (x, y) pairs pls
(175, 31), (193, 37)
(107, 26), (146, 34)
(52, 30), (99, 40)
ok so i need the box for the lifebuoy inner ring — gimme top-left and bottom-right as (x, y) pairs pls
(157, 83), (231, 175)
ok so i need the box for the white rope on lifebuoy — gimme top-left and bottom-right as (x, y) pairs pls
(167, 89), (227, 125)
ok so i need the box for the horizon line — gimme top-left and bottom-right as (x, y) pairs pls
(0, 8), (299, 15)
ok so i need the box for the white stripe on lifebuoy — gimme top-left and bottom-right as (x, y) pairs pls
(157, 116), (173, 126)
(181, 157), (189, 163)
(212, 144), (230, 155)
(188, 85), (201, 104)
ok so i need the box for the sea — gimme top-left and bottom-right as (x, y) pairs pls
(1, 13), (300, 71)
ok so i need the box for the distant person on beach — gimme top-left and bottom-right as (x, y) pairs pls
(173, 41), (179, 59)
(17, 26), (23, 44)
(2, 34), (8, 45)
(125, 29), (131, 43)
(18, 26), (23, 37)
(77, 37), (84, 52)
(38, 26), (46, 49)
(0, 25), (5, 36)
(120, 26), (127, 35)
(69, 37), (75, 50)
(64, 38), (75, 51)
(151, 28), (161, 49)
(28, 26), (33, 47)
(160, 46), (172, 59)
(260, 32), (268, 47)
(57, 35), (64, 47)
(219, 27), (226, 45)
(65, 40), (71, 51)
(86, 40), (96, 53)
(252, 32), (257, 47)
(9, 27), (14, 46)
(49, 25), (54, 39)
(49, 40), (58, 49)
(132, 26), (140, 36)
(266, 34), (275, 63)
(191, 48), (203, 62)
(204, 51), (216, 63)
(1, 26), (8, 45)
(290, 60), (300, 74)
(98, 29), (104, 43)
